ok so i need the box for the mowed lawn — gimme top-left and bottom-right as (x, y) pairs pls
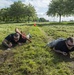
(0, 23), (74, 75)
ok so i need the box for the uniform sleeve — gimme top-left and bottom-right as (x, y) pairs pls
(5, 34), (11, 41)
(18, 35), (27, 43)
(69, 47), (74, 52)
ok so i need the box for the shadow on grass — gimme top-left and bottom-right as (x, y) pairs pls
(51, 51), (74, 63)
(0, 44), (17, 50)
(0, 44), (7, 50)
(0, 42), (29, 51)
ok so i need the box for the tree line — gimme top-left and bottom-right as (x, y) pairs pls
(0, 1), (49, 23)
(0, 1), (38, 23)
(47, 0), (74, 22)
(0, 0), (73, 23)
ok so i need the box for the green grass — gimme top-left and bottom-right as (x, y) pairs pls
(0, 23), (74, 75)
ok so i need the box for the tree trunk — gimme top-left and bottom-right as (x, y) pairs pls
(28, 16), (30, 23)
(59, 14), (61, 22)
(16, 16), (19, 23)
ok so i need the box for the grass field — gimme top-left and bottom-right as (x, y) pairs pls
(0, 23), (74, 75)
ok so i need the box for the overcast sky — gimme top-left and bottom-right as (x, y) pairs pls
(0, 0), (74, 22)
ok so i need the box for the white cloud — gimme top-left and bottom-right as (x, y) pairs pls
(37, 12), (74, 22)
(37, 13), (56, 21)
(23, 0), (51, 8)
(23, 0), (52, 20)
(23, 0), (74, 21)
(0, 0), (13, 8)
(29, 0), (51, 11)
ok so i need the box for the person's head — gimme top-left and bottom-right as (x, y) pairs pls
(66, 37), (74, 48)
(13, 33), (20, 42)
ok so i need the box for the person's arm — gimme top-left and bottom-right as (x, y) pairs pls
(15, 28), (31, 43)
(53, 41), (67, 55)
(25, 37), (32, 43)
(69, 47), (74, 52)
(2, 39), (12, 48)
(15, 28), (22, 35)
(53, 48), (67, 56)
(15, 28), (27, 39)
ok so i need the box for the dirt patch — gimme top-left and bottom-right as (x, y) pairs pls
(0, 50), (14, 64)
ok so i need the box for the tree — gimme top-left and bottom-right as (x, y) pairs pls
(65, 0), (74, 15)
(9, 1), (26, 22)
(47, 0), (69, 22)
(39, 18), (49, 22)
(0, 8), (10, 22)
(0, 1), (37, 23)
(24, 4), (37, 22)
(8, 1), (37, 22)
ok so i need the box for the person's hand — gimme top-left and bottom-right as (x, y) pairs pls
(62, 52), (67, 56)
(9, 43), (12, 48)
(18, 43), (22, 46)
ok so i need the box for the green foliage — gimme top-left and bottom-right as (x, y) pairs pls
(39, 18), (49, 22)
(47, 0), (66, 22)
(0, 1), (37, 23)
(47, 0), (74, 22)
(24, 4), (38, 22)
(9, 1), (25, 22)
(0, 23), (74, 75)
